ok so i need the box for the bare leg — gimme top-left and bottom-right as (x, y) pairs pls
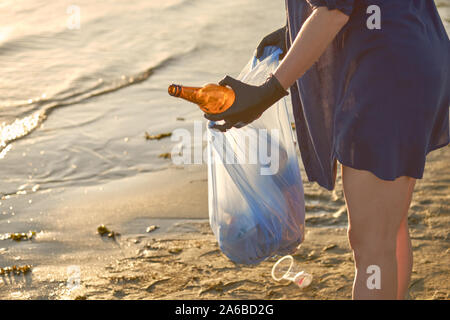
(341, 164), (416, 299)
(396, 179), (415, 299)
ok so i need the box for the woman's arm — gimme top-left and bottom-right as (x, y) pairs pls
(274, 7), (349, 90)
(205, 7), (350, 130)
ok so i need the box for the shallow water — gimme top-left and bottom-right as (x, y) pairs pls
(0, 0), (285, 198)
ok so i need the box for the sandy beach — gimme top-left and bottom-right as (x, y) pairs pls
(1, 145), (447, 300)
(81, 146), (449, 300)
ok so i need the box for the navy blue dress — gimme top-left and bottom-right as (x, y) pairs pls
(285, 0), (450, 190)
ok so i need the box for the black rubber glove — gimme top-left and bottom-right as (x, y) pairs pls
(256, 26), (288, 60)
(204, 74), (288, 132)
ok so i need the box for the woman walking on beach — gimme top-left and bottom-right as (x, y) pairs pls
(205, 0), (449, 299)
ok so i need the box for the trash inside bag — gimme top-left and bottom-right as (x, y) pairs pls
(207, 46), (306, 265)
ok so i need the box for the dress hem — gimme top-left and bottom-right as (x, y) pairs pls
(309, 138), (450, 191)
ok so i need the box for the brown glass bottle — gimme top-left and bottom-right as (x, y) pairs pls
(168, 83), (235, 114)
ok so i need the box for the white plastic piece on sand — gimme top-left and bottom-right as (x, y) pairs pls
(271, 255), (312, 289)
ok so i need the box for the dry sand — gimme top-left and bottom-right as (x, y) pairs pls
(0, 146), (448, 300)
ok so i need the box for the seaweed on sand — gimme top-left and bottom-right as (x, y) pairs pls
(97, 225), (120, 240)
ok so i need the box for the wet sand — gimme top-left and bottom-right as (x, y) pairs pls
(0, 146), (448, 300)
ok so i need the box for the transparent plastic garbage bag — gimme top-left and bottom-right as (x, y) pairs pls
(207, 46), (306, 265)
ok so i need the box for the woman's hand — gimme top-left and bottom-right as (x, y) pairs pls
(256, 26), (288, 60)
(204, 74), (288, 132)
